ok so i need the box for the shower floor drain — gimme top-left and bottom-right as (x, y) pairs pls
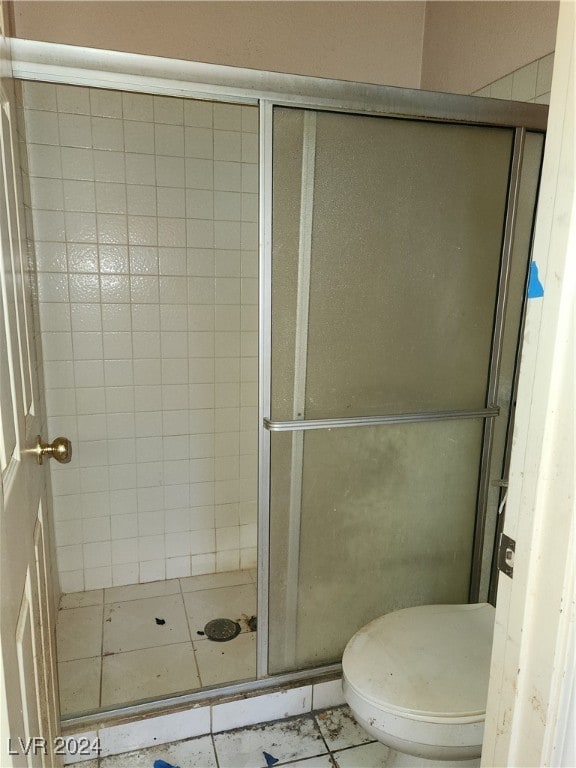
(204, 618), (241, 641)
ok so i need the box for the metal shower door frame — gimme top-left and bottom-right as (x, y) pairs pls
(258, 102), (543, 678)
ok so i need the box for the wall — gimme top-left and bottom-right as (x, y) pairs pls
(11, 1), (558, 95)
(421, 1), (558, 94)
(22, 81), (258, 592)
(11, 1), (426, 88)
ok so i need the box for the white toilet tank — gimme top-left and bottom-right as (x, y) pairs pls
(342, 603), (496, 761)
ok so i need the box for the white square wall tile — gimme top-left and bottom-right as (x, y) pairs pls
(122, 92), (154, 122)
(57, 85), (90, 114)
(28, 143), (62, 178)
(536, 53), (554, 96)
(213, 103), (242, 131)
(124, 120), (155, 154)
(154, 95), (184, 125)
(90, 89), (122, 118)
(489, 74), (513, 101)
(92, 117), (124, 151)
(59, 113), (92, 149)
(511, 61), (538, 102)
(184, 100), (213, 128)
(24, 109), (60, 145)
(212, 686), (313, 732)
(23, 81), (57, 111)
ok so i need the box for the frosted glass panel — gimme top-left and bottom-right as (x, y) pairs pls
(271, 108), (514, 419)
(268, 420), (484, 674)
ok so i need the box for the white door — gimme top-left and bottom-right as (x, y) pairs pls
(482, 3), (575, 766)
(0, 8), (61, 767)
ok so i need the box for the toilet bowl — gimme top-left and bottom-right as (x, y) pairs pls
(342, 603), (495, 762)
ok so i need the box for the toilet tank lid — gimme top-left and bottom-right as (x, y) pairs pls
(342, 603), (496, 719)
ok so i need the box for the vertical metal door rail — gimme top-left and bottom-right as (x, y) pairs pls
(257, 100), (274, 678)
(469, 127), (526, 601)
(283, 111), (317, 668)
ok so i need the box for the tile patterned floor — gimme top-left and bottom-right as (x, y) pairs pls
(76, 706), (481, 767)
(56, 570), (257, 715)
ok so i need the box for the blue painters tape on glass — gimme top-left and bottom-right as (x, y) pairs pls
(528, 261), (544, 299)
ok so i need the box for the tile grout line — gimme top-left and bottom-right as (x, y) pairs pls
(178, 574), (204, 688)
(98, 591), (105, 709)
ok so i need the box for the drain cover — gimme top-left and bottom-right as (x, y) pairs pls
(204, 618), (241, 642)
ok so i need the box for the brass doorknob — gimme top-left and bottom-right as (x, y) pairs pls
(35, 436), (72, 465)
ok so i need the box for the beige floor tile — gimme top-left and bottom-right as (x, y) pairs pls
(184, 583), (256, 636)
(60, 589), (103, 610)
(101, 642), (200, 706)
(103, 593), (190, 654)
(333, 742), (391, 768)
(66, 762), (98, 768)
(281, 757), (334, 768)
(104, 594), (190, 655)
(180, 569), (253, 593)
(104, 578), (180, 603)
(58, 656), (101, 715)
(56, 604), (103, 661)
(194, 631), (256, 687)
(213, 714), (325, 768)
(315, 706), (374, 751)
(100, 735), (217, 767)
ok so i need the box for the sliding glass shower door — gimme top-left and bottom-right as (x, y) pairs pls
(266, 106), (536, 674)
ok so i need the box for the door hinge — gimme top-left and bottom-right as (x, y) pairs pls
(498, 532), (516, 578)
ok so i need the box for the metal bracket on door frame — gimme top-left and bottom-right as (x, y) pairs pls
(498, 532), (516, 578)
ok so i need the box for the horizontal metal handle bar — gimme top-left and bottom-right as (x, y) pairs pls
(264, 407), (500, 432)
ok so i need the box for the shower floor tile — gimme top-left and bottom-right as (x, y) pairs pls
(56, 572), (257, 714)
(101, 642), (200, 706)
(56, 604), (104, 661)
(183, 583), (257, 635)
(104, 579), (181, 603)
(58, 656), (101, 716)
(59, 589), (104, 610)
(193, 630), (256, 687)
(103, 593), (191, 654)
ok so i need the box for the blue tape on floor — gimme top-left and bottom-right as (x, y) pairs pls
(263, 751), (280, 766)
(153, 760), (180, 768)
(528, 261), (544, 299)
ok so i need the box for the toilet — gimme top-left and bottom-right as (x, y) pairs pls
(342, 603), (495, 763)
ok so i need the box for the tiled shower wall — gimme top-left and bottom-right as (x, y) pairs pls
(472, 52), (553, 103)
(22, 82), (259, 592)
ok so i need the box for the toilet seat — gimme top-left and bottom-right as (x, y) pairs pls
(342, 603), (495, 760)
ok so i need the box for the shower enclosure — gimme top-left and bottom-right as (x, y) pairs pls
(14, 41), (546, 721)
